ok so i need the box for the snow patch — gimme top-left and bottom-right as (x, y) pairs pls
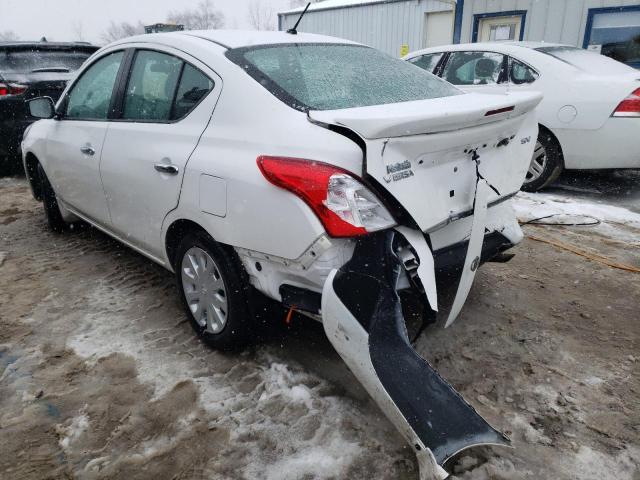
(67, 283), (399, 479)
(258, 362), (314, 409)
(510, 413), (552, 445)
(514, 192), (640, 243)
(58, 408), (89, 449)
(571, 446), (640, 480)
(452, 456), (532, 479)
(261, 437), (362, 480)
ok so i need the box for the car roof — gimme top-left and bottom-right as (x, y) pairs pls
(405, 41), (569, 58)
(119, 30), (362, 50)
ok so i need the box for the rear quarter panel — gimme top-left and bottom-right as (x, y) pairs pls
(162, 58), (364, 262)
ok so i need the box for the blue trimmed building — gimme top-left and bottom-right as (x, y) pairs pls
(279, 0), (640, 67)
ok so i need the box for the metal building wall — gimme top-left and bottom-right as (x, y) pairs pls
(279, 0), (455, 56)
(458, 0), (640, 46)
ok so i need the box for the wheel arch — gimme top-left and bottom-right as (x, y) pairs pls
(24, 152), (43, 201)
(165, 219), (211, 270)
(538, 123), (565, 168)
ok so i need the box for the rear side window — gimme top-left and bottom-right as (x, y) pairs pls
(535, 46), (635, 75)
(66, 51), (124, 120)
(510, 58), (539, 84)
(442, 51), (506, 85)
(172, 64), (214, 120)
(408, 53), (444, 73)
(123, 51), (183, 121)
(226, 44), (460, 111)
(0, 48), (96, 73)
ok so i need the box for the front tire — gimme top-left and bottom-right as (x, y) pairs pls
(175, 231), (253, 350)
(521, 129), (563, 192)
(37, 164), (68, 232)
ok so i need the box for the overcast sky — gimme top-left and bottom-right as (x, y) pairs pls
(0, 0), (293, 44)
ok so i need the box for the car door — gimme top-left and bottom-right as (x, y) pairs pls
(45, 50), (125, 224)
(99, 48), (220, 258)
(440, 51), (508, 95)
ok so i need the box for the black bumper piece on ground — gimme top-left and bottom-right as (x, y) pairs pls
(331, 231), (509, 466)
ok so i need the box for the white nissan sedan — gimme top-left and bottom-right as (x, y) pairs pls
(405, 42), (640, 191)
(22, 30), (541, 478)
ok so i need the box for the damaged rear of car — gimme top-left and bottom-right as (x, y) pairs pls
(226, 40), (541, 478)
(23, 32), (541, 479)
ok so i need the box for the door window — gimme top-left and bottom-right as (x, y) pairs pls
(509, 58), (539, 85)
(408, 53), (444, 73)
(171, 64), (214, 120)
(442, 51), (506, 86)
(65, 51), (124, 120)
(123, 50), (183, 121)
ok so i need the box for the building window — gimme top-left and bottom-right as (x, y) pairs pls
(584, 6), (640, 68)
(472, 11), (527, 43)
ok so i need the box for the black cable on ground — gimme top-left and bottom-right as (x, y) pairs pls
(519, 213), (601, 226)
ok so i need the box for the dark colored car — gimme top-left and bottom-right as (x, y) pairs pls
(0, 41), (99, 173)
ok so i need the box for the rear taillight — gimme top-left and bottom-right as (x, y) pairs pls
(0, 82), (28, 96)
(257, 156), (396, 238)
(612, 87), (640, 117)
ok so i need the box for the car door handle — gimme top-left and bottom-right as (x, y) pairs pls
(80, 146), (95, 156)
(154, 163), (179, 175)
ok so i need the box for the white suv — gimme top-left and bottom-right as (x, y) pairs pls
(22, 30), (541, 479)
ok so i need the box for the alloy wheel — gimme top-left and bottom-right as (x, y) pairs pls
(525, 140), (547, 184)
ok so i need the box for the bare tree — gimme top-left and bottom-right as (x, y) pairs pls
(167, 0), (225, 30)
(288, 0), (320, 9)
(71, 20), (85, 42)
(101, 20), (145, 43)
(0, 30), (19, 41)
(247, 0), (276, 31)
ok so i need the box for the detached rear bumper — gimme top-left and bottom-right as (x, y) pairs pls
(322, 230), (509, 479)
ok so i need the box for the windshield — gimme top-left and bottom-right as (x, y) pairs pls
(535, 46), (635, 75)
(226, 43), (461, 111)
(0, 48), (96, 73)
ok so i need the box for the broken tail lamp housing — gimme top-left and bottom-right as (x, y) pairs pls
(612, 88), (640, 117)
(257, 156), (396, 237)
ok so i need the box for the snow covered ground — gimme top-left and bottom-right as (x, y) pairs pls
(513, 190), (640, 244)
(1, 176), (639, 480)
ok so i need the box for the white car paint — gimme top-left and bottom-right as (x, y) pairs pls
(405, 42), (640, 170)
(22, 30), (542, 478)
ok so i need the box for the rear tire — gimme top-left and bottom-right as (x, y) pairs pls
(175, 231), (254, 350)
(521, 129), (563, 192)
(37, 164), (68, 232)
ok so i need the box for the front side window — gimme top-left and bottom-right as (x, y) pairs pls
(226, 44), (460, 112)
(408, 53), (444, 73)
(510, 58), (539, 84)
(442, 51), (506, 86)
(65, 51), (124, 120)
(123, 50), (183, 121)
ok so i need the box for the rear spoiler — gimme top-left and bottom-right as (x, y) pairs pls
(309, 91), (542, 140)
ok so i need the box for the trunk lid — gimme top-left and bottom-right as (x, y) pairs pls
(309, 91), (542, 232)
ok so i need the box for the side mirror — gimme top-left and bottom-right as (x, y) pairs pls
(27, 97), (56, 119)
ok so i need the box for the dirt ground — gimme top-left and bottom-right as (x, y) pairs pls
(1, 176), (639, 480)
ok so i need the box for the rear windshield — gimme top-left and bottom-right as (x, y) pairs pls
(226, 43), (461, 111)
(0, 48), (96, 73)
(535, 46), (634, 75)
